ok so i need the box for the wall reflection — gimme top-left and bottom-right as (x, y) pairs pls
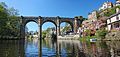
(0, 40), (25, 57)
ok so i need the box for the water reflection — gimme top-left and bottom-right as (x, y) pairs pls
(25, 38), (39, 57)
(42, 39), (57, 57)
(0, 38), (120, 57)
(57, 40), (86, 57)
(0, 40), (25, 57)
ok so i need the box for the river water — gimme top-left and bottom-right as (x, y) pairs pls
(0, 38), (120, 57)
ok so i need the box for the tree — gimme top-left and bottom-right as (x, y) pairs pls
(103, 6), (120, 17)
(0, 2), (20, 38)
(104, 8), (116, 17)
(42, 31), (47, 38)
(61, 23), (72, 34)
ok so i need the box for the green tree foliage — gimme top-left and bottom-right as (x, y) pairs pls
(46, 28), (51, 33)
(62, 23), (71, 33)
(96, 28), (108, 39)
(104, 8), (116, 17)
(42, 31), (47, 38)
(103, 6), (120, 17)
(115, 6), (120, 9)
(0, 2), (20, 38)
(84, 29), (91, 36)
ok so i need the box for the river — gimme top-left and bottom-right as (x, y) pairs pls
(0, 38), (120, 57)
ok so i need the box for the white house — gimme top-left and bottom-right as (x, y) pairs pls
(99, 1), (113, 11)
(116, 0), (120, 6)
(107, 8), (120, 31)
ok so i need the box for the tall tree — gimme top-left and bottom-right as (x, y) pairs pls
(0, 2), (20, 37)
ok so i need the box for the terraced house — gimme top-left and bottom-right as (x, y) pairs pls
(107, 8), (120, 31)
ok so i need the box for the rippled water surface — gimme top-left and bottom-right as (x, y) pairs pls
(0, 38), (120, 57)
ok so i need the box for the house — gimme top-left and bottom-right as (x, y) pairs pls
(107, 8), (120, 31)
(99, 1), (113, 11)
(116, 0), (120, 6)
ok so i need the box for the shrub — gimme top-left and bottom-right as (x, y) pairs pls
(84, 29), (91, 36)
(96, 28), (108, 39)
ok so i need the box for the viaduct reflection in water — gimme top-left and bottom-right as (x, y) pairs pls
(0, 40), (25, 57)
(0, 38), (120, 57)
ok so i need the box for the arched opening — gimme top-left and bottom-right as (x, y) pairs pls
(25, 21), (39, 39)
(60, 21), (73, 36)
(24, 20), (39, 57)
(41, 20), (57, 55)
(41, 20), (57, 39)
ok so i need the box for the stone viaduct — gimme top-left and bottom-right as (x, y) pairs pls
(20, 16), (82, 39)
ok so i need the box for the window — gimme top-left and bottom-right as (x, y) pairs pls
(116, 16), (119, 20)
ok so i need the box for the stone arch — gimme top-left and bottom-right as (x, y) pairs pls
(41, 20), (57, 27)
(41, 20), (57, 39)
(21, 19), (39, 38)
(20, 16), (40, 39)
(59, 20), (74, 35)
(60, 21), (73, 29)
(24, 20), (38, 27)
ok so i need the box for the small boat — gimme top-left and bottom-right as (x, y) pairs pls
(90, 38), (97, 42)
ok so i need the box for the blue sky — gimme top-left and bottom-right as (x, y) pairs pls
(0, 0), (115, 32)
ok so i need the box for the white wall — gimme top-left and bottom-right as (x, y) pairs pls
(107, 25), (111, 31)
(107, 19), (111, 24)
(111, 16), (117, 23)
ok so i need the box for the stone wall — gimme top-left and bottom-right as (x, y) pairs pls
(105, 31), (120, 40)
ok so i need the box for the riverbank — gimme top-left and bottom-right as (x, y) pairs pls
(58, 34), (79, 40)
(0, 36), (21, 40)
(80, 31), (120, 41)
(79, 35), (97, 42)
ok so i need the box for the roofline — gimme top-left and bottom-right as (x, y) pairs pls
(107, 11), (120, 19)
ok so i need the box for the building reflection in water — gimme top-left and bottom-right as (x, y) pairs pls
(0, 40), (25, 57)
(81, 41), (120, 57)
(41, 39), (120, 57)
(57, 40), (86, 57)
(0, 38), (120, 57)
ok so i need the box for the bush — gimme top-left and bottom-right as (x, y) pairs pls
(84, 29), (91, 36)
(104, 8), (116, 17)
(96, 28), (108, 39)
